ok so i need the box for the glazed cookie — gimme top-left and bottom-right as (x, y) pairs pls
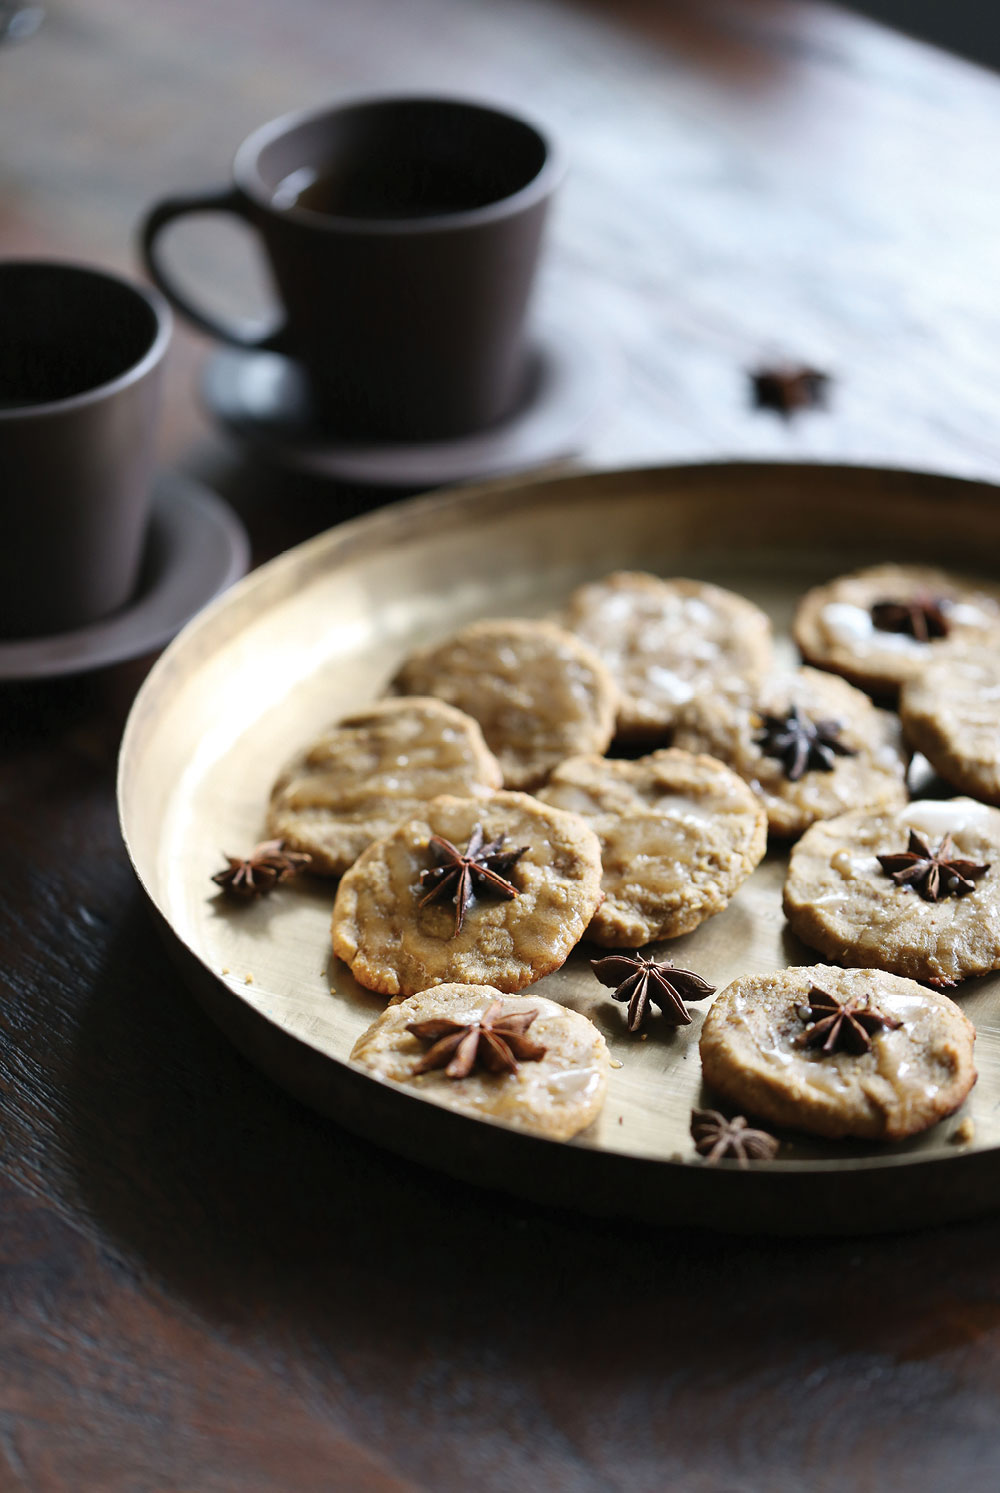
(793, 563), (1000, 700)
(671, 665), (907, 838)
(350, 984), (609, 1140)
(783, 797), (1000, 985)
(900, 641), (1000, 806)
(331, 791), (604, 997)
(391, 618), (618, 791)
(561, 571), (773, 741)
(537, 748), (767, 945)
(699, 964), (977, 1140)
(266, 697), (502, 876)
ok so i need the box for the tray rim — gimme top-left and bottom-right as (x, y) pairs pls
(116, 459), (1000, 1227)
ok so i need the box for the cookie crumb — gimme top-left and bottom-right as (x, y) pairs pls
(221, 967), (230, 975)
(245, 974), (254, 984)
(951, 1117), (975, 1145)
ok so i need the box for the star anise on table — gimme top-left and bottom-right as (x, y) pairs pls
(690, 1109), (779, 1166)
(591, 953), (716, 1033)
(406, 999), (547, 1079)
(753, 703), (857, 782)
(750, 363), (830, 417)
(795, 985), (901, 1056)
(870, 594), (950, 643)
(211, 838), (312, 900)
(876, 829), (990, 902)
(417, 824), (528, 937)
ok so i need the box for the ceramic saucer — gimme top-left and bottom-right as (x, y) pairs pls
(0, 471), (249, 680)
(200, 312), (621, 487)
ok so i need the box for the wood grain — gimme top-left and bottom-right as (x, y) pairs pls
(4, 0), (1000, 1487)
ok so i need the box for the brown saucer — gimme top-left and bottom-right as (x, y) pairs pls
(0, 472), (249, 680)
(200, 313), (622, 487)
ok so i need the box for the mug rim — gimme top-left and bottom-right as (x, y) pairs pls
(0, 259), (172, 421)
(233, 93), (565, 233)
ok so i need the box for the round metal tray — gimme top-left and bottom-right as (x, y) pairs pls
(117, 462), (1000, 1234)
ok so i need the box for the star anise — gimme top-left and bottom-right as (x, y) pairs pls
(876, 829), (990, 902)
(211, 838), (312, 900)
(795, 985), (901, 1056)
(406, 999), (546, 1079)
(691, 1109), (779, 1166)
(750, 364), (830, 417)
(591, 953), (716, 1033)
(417, 824), (528, 936)
(753, 703), (857, 782)
(871, 594), (949, 643)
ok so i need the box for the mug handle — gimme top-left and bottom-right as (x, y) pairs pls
(140, 186), (287, 351)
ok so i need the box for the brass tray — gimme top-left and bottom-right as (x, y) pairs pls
(117, 462), (1000, 1235)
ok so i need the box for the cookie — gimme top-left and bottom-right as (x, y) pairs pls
(561, 571), (773, 741)
(699, 964), (977, 1140)
(670, 665), (907, 838)
(266, 697), (502, 876)
(391, 618), (618, 791)
(537, 748), (767, 945)
(793, 563), (1000, 700)
(350, 984), (609, 1140)
(899, 640), (1000, 806)
(783, 797), (1000, 985)
(331, 791), (604, 997)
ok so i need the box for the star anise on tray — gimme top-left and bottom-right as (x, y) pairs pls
(795, 985), (901, 1056)
(753, 704), (857, 782)
(417, 825), (528, 936)
(750, 363), (830, 417)
(876, 829), (990, 902)
(591, 953), (716, 1033)
(870, 594), (950, 643)
(691, 1109), (779, 1167)
(211, 838), (312, 900)
(406, 999), (546, 1079)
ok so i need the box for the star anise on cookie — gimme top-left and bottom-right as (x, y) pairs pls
(691, 1109), (779, 1166)
(211, 838), (312, 900)
(795, 985), (901, 1056)
(591, 953), (716, 1033)
(750, 364), (830, 417)
(870, 594), (950, 644)
(753, 704), (858, 782)
(406, 1000), (546, 1079)
(876, 829), (990, 902)
(417, 824), (528, 936)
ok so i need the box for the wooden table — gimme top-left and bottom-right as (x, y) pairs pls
(3, 2), (1000, 1487)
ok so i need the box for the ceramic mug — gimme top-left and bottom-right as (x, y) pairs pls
(140, 95), (563, 441)
(0, 260), (170, 640)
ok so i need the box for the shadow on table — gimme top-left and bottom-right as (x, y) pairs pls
(56, 892), (1000, 1478)
(181, 437), (428, 571)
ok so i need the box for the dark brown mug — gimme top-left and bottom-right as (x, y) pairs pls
(140, 95), (562, 441)
(0, 260), (170, 640)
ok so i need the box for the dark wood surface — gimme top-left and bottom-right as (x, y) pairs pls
(4, 2), (1000, 1487)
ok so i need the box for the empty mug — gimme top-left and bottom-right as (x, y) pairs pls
(0, 260), (170, 639)
(140, 95), (563, 441)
